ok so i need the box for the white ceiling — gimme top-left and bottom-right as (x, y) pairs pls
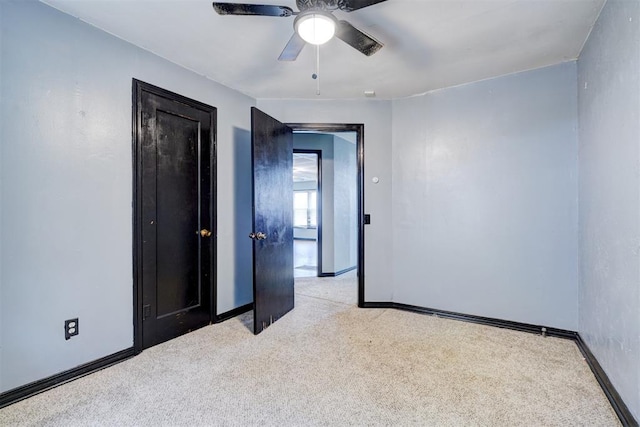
(293, 153), (319, 182)
(41, 0), (604, 100)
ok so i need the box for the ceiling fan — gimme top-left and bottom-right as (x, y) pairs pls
(212, 0), (387, 61)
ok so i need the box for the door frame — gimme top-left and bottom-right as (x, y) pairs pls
(288, 123), (365, 307)
(132, 79), (217, 353)
(293, 149), (323, 276)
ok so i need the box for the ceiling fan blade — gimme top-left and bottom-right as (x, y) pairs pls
(212, 2), (294, 17)
(339, 0), (388, 12)
(335, 20), (383, 56)
(278, 33), (306, 61)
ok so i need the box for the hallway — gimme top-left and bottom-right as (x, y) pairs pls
(294, 239), (318, 278)
(295, 269), (357, 305)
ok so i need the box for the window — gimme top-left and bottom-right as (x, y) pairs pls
(294, 190), (317, 228)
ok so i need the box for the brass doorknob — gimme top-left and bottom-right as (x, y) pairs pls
(200, 229), (212, 237)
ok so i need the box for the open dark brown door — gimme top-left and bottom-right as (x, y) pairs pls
(250, 107), (294, 334)
(134, 80), (215, 350)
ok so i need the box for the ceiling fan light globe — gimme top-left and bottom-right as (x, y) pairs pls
(295, 13), (336, 45)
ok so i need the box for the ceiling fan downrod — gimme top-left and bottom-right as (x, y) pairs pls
(315, 44), (321, 96)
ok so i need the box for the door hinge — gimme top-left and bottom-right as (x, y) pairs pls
(143, 304), (151, 320)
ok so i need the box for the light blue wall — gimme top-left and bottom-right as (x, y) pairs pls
(577, 0), (640, 419)
(257, 99), (393, 301)
(332, 135), (357, 272)
(0, 0), (3, 393)
(392, 62), (579, 330)
(229, 126), (254, 312)
(0, 0), (254, 392)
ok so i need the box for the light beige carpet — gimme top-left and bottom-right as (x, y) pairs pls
(0, 274), (620, 426)
(295, 270), (357, 305)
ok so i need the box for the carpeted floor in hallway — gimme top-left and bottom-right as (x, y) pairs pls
(0, 272), (620, 426)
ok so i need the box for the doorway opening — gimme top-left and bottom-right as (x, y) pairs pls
(293, 150), (321, 278)
(289, 124), (365, 307)
(248, 111), (364, 335)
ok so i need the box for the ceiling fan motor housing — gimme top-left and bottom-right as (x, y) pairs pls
(297, 0), (342, 12)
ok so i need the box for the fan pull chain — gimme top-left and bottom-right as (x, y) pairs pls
(315, 43), (321, 96)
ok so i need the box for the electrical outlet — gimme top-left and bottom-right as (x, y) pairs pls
(65, 318), (79, 340)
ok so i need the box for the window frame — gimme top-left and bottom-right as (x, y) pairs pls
(294, 189), (317, 229)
